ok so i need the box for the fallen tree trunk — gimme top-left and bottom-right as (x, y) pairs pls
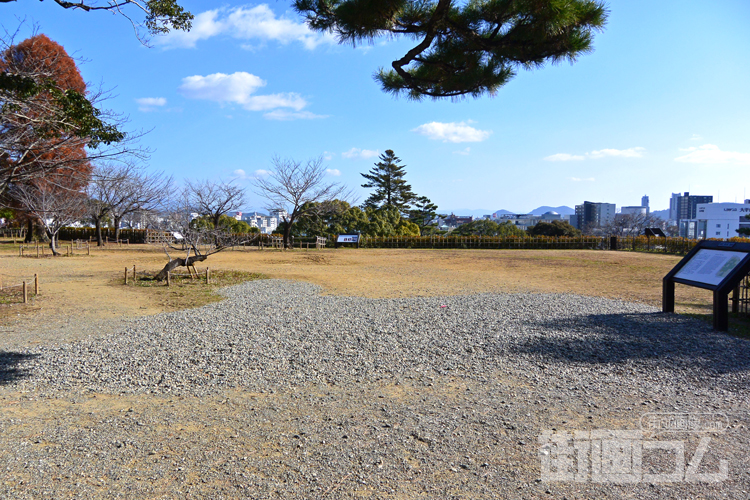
(155, 254), (208, 281)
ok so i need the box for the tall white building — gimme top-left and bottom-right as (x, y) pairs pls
(680, 200), (750, 239)
(241, 212), (279, 234)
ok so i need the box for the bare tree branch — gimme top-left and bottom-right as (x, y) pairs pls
(254, 156), (350, 248)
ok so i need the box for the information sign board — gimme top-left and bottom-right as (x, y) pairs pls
(674, 249), (748, 287)
(663, 240), (750, 331)
(336, 234), (359, 243)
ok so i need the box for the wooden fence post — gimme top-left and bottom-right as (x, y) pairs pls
(0, 275), (3, 290)
(36, 243), (39, 258)
(34, 273), (39, 295)
(133, 265), (137, 282)
(206, 267), (210, 284)
(22, 281), (27, 303)
(124, 267), (129, 285)
(87, 242), (90, 255)
(166, 272), (171, 287)
(19, 245), (22, 257)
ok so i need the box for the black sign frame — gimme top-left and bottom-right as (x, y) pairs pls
(663, 240), (750, 331)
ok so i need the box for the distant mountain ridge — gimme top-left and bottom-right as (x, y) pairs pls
(493, 206), (575, 216)
(445, 206), (576, 217)
(650, 209), (669, 220)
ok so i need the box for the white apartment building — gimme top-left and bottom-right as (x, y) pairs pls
(680, 200), (750, 239)
(241, 212), (279, 234)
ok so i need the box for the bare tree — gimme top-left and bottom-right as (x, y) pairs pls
(185, 179), (245, 229)
(254, 156), (349, 249)
(86, 164), (127, 246)
(87, 163), (172, 245)
(151, 186), (256, 280)
(110, 168), (172, 241)
(605, 212), (671, 237)
(10, 177), (86, 255)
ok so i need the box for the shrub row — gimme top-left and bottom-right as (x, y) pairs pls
(58, 227), (148, 243)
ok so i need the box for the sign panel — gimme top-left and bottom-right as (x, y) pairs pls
(336, 234), (359, 243)
(674, 249), (748, 287)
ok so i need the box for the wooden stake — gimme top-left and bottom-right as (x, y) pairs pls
(36, 243), (39, 258)
(125, 267), (129, 285)
(133, 265), (137, 282)
(22, 281), (27, 303)
(206, 267), (210, 284)
(34, 273), (39, 295)
(166, 272), (171, 287)
(0, 275), (3, 290)
(87, 242), (90, 255)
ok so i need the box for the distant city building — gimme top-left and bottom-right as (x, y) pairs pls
(620, 206), (648, 216)
(573, 201), (616, 230)
(241, 212), (279, 234)
(641, 195), (649, 214)
(680, 200), (750, 239)
(492, 211), (563, 231)
(541, 211), (562, 221)
(270, 209), (289, 222)
(670, 192), (713, 229)
(442, 214), (474, 228)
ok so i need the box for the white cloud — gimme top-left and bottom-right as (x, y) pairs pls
(412, 121), (491, 143)
(588, 147), (645, 159)
(543, 147), (645, 161)
(675, 144), (750, 165)
(233, 169), (249, 180)
(253, 169), (272, 177)
(155, 5), (334, 50)
(155, 9), (225, 49)
(453, 147), (471, 156)
(544, 153), (585, 162)
(263, 110), (327, 120)
(179, 72), (320, 119)
(135, 97), (167, 112)
(569, 177), (595, 182)
(323, 151), (335, 160)
(179, 72), (266, 104)
(342, 148), (379, 160)
(326, 168), (341, 176)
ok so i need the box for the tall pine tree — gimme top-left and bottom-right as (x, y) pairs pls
(361, 150), (415, 213)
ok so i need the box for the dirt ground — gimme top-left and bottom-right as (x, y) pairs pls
(0, 242), (739, 499)
(0, 242), (713, 339)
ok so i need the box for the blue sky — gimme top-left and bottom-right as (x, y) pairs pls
(4, 0), (750, 214)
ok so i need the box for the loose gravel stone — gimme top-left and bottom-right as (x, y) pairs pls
(0, 279), (748, 499)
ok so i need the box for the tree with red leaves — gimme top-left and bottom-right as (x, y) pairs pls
(1, 34), (100, 249)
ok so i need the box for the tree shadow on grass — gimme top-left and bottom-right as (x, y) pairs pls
(0, 352), (39, 384)
(510, 312), (750, 375)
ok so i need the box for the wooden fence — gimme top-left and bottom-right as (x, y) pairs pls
(360, 235), (607, 250)
(0, 273), (40, 304)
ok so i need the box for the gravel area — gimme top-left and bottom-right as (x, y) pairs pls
(1, 279), (748, 498)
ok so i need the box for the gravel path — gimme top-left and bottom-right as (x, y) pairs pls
(1, 279), (748, 498)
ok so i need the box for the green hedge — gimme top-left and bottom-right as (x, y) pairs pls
(58, 227), (148, 243)
(359, 235), (607, 250)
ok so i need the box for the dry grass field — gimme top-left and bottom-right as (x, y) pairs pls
(0, 241), (715, 343)
(0, 241), (746, 499)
